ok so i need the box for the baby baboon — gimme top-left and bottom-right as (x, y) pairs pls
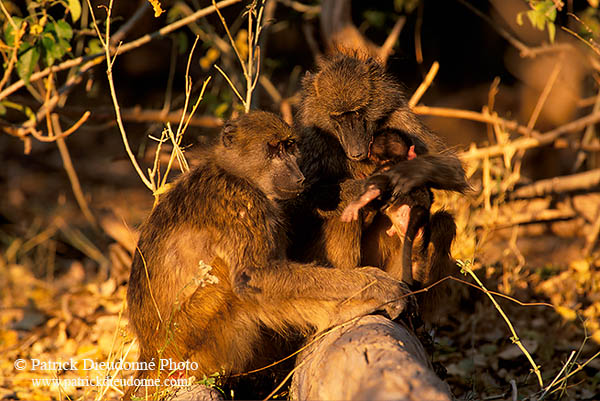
(125, 111), (410, 399)
(341, 128), (433, 288)
(290, 50), (468, 317)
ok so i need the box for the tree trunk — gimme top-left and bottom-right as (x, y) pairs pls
(290, 315), (453, 401)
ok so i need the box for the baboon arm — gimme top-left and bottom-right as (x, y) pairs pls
(235, 262), (373, 301)
(379, 155), (469, 195)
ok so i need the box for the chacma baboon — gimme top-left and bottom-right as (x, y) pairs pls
(289, 50), (468, 317)
(341, 128), (433, 288)
(125, 111), (410, 399)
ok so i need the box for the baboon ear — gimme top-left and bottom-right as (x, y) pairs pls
(221, 122), (236, 148)
(300, 71), (313, 88)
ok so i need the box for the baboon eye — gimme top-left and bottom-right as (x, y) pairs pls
(283, 139), (296, 152)
(330, 110), (360, 120)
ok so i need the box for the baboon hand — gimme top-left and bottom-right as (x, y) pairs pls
(359, 267), (413, 320)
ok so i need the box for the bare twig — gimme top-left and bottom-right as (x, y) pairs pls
(212, 0), (265, 113)
(409, 61), (439, 108)
(378, 16), (406, 64)
(278, 0), (321, 15)
(459, 110), (600, 161)
(539, 351), (576, 400)
(88, 0), (154, 190)
(413, 105), (541, 138)
(89, 107), (222, 128)
(51, 115), (97, 227)
(473, 208), (576, 229)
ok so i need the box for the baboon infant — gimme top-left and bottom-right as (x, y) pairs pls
(341, 128), (433, 288)
(125, 111), (410, 399)
(291, 50), (469, 318)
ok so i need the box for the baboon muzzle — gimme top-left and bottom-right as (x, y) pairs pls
(338, 121), (370, 161)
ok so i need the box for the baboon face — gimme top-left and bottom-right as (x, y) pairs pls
(220, 111), (305, 200)
(300, 53), (403, 161)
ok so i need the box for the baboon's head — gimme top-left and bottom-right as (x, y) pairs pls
(300, 51), (404, 161)
(369, 128), (412, 166)
(218, 111), (305, 200)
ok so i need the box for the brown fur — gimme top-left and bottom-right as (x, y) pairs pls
(289, 51), (468, 319)
(125, 111), (410, 399)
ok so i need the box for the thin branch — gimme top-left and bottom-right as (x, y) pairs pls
(212, 0), (248, 78)
(0, 3), (17, 30)
(527, 58), (563, 130)
(458, 110), (600, 161)
(413, 105), (541, 138)
(378, 16), (406, 64)
(408, 61), (439, 108)
(540, 351), (576, 400)
(51, 115), (97, 227)
(88, 0), (154, 191)
(214, 65), (246, 105)
(60, 111), (91, 137)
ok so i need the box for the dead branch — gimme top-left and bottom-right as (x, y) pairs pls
(409, 61), (440, 108)
(459, 109), (600, 161)
(473, 208), (576, 229)
(511, 169), (600, 199)
(413, 105), (541, 138)
(55, 107), (223, 128)
(51, 114), (97, 228)
(290, 315), (453, 401)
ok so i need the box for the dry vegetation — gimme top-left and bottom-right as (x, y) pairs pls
(1, 0), (600, 400)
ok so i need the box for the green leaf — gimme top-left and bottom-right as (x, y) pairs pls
(394, 0), (420, 13)
(167, 7), (182, 24)
(54, 20), (73, 41)
(41, 32), (57, 66)
(547, 21), (556, 43)
(84, 38), (102, 55)
(17, 46), (40, 83)
(56, 38), (72, 57)
(363, 10), (387, 29)
(4, 17), (24, 47)
(527, 9), (546, 30)
(0, 102), (6, 116)
(174, 31), (188, 55)
(516, 11), (524, 26)
(67, 0), (81, 22)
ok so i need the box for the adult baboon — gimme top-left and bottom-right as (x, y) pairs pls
(289, 50), (468, 316)
(125, 111), (409, 399)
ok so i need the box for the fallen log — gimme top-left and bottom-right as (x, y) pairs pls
(290, 315), (453, 401)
